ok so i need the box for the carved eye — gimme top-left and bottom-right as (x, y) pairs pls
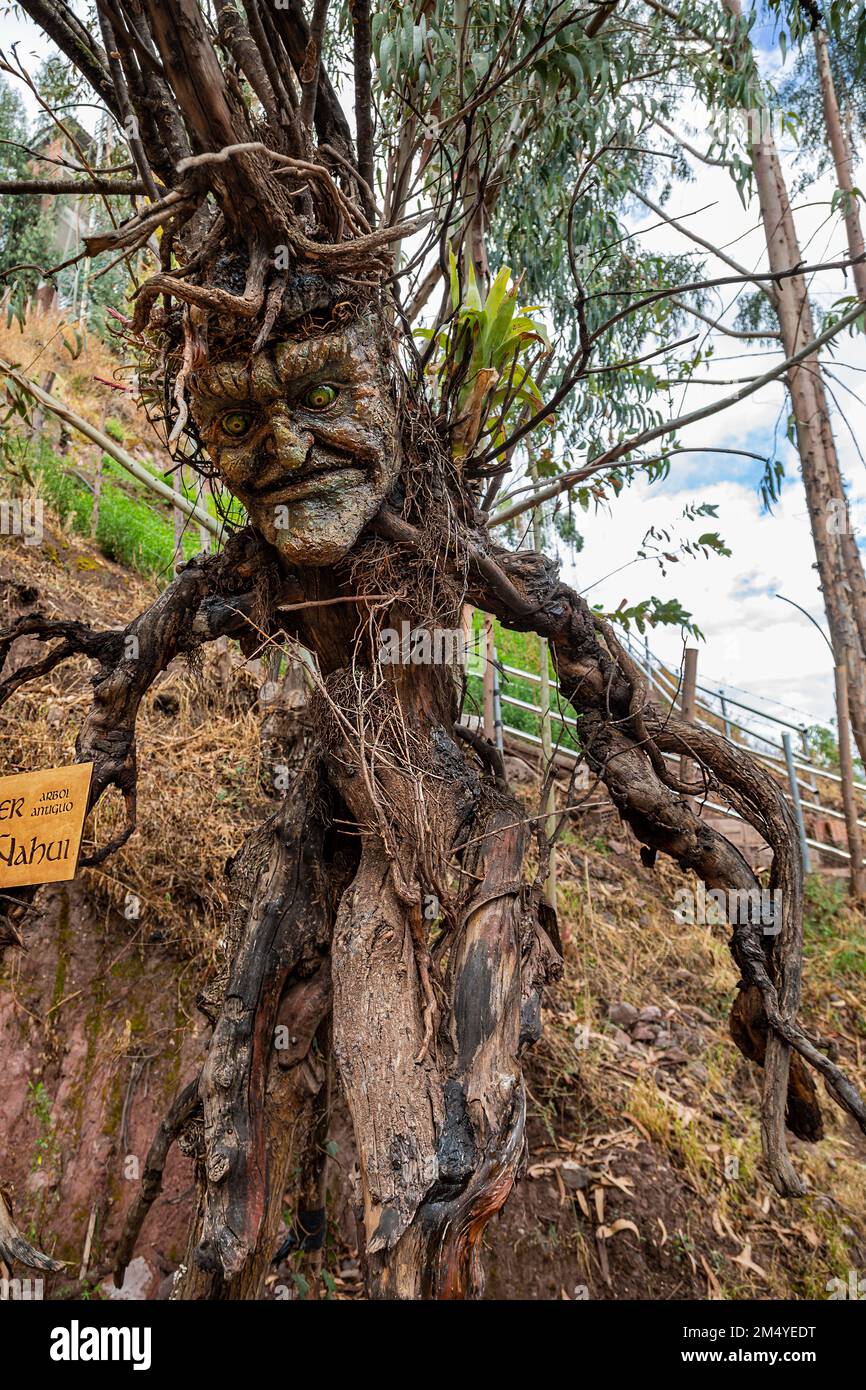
(220, 410), (253, 438)
(302, 384), (337, 411)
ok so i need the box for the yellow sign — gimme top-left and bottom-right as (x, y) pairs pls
(0, 762), (93, 888)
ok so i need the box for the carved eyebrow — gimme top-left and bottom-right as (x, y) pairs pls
(273, 332), (357, 384)
(192, 331), (358, 404)
(192, 359), (262, 404)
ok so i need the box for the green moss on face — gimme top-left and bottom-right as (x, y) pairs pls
(191, 317), (399, 565)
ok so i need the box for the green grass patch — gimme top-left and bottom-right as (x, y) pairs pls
(466, 610), (582, 753)
(6, 439), (217, 580)
(803, 874), (866, 979)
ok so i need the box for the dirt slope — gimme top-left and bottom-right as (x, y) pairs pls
(1, 517), (865, 1301)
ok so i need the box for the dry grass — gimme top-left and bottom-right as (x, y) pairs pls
(527, 815), (866, 1299)
(0, 512), (269, 968)
(0, 309), (157, 448)
(2, 507), (864, 1302)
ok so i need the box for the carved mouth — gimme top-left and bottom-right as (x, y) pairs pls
(250, 465), (367, 506)
(245, 446), (369, 505)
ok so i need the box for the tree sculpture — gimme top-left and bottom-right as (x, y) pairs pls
(2, 0), (866, 1300)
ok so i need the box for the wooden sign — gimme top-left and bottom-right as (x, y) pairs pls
(0, 762), (93, 888)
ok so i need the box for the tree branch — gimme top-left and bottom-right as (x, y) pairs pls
(17, 0), (121, 119)
(350, 0), (376, 223)
(300, 0), (330, 135)
(477, 258), (866, 470)
(0, 178), (147, 195)
(489, 298), (864, 525)
(629, 185), (777, 302)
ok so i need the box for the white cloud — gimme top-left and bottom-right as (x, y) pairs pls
(553, 68), (866, 732)
(561, 468), (835, 728)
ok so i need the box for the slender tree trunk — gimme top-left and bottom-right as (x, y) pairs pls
(834, 656), (865, 899)
(722, 0), (866, 774)
(811, 24), (866, 684)
(814, 28), (866, 305)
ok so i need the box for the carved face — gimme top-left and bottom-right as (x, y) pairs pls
(191, 317), (399, 565)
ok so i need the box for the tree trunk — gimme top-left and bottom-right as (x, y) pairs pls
(722, 0), (866, 769)
(7, 0), (866, 1303)
(814, 27), (866, 305)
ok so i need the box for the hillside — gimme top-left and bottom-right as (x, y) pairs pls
(1, 513), (864, 1300)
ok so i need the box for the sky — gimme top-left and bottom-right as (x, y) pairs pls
(1, 2), (863, 730)
(555, 11), (866, 731)
(566, 137), (866, 732)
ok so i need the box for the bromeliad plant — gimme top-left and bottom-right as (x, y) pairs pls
(417, 257), (549, 460)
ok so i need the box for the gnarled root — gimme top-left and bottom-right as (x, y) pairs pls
(193, 752), (336, 1280)
(114, 1079), (201, 1289)
(0, 1183), (64, 1274)
(466, 534), (866, 1195)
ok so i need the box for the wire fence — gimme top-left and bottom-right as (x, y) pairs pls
(463, 624), (860, 868)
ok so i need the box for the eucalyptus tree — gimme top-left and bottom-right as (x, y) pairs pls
(614, 0), (866, 791)
(777, 0), (866, 303)
(1, 0), (865, 1301)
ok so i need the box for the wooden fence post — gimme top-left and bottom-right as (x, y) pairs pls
(678, 647), (698, 790)
(832, 660), (864, 898)
(483, 615), (495, 743)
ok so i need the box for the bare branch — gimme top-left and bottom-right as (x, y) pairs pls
(488, 296), (865, 525)
(671, 294), (781, 340)
(300, 0), (330, 135)
(629, 185), (777, 302)
(17, 0), (121, 118)
(652, 115), (735, 168)
(0, 177), (146, 195)
(350, 0), (376, 223)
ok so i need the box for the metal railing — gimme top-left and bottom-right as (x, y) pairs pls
(465, 626), (858, 866)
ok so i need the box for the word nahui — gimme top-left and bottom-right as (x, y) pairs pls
(0, 833), (72, 869)
(378, 621), (469, 666)
(673, 879), (781, 933)
(50, 1320), (152, 1372)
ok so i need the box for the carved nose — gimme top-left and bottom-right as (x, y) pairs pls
(267, 407), (313, 471)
